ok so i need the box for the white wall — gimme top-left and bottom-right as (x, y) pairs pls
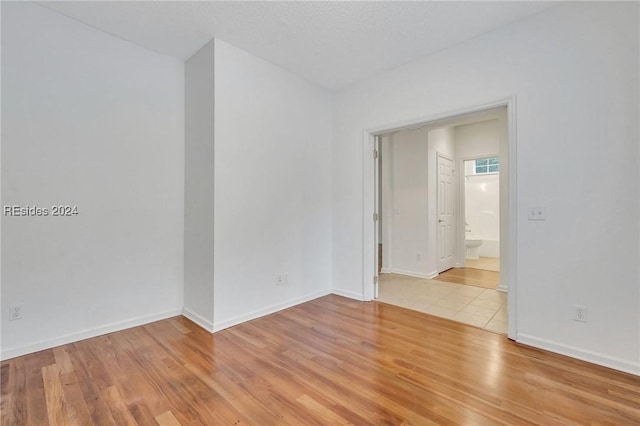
(380, 128), (429, 277)
(1, 3), (185, 358)
(332, 2), (639, 374)
(213, 39), (332, 329)
(184, 40), (215, 330)
(456, 119), (500, 159)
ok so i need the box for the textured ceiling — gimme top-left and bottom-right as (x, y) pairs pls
(38, 1), (557, 90)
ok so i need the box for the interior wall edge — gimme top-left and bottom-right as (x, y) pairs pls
(182, 307), (214, 333)
(331, 289), (365, 302)
(212, 289), (333, 333)
(380, 268), (438, 280)
(0, 308), (182, 361)
(517, 333), (640, 377)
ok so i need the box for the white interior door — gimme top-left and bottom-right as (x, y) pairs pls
(437, 153), (456, 272)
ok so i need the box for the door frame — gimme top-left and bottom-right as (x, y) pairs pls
(373, 135), (381, 299)
(362, 97), (517, 339)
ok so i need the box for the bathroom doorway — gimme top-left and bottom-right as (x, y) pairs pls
(463, 156), (500, 273)
(434, 155), (501, 290)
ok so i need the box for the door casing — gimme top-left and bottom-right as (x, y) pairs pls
(362, 97), (517, 339)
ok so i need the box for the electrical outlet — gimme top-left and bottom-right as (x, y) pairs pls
(276, 273), (289, 286)
(574, 305), (587, 322)
(9, 304), (23, 321)
(527, 205), (546, 220)
(276, 274), (284, 286)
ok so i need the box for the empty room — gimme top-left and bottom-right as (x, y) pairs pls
(2, 1), (639, 424)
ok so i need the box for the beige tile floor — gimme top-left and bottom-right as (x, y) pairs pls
(465, 257), (500, 272)
(377, 273), (507, 334)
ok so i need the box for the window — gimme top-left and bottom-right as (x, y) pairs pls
(474, 157), (500, 174)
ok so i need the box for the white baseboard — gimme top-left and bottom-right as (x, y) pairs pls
(332, 288), (365, 301)
(0, 308), (182, 361)
(182, 307), (214, 332)
(497, 284), (508, 293)
(381, 268), (435, 280)
(517, 333), (639, 376)
(212, 289), (332, 333)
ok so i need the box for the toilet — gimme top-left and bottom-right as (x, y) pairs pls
(465, 238), (483, 259)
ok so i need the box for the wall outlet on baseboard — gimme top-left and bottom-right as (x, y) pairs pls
(276, 273), (289, 286)
(574, 305), (587, 322)
(9, 304), (23, 321)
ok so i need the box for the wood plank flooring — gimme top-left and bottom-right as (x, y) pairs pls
(436, 267), (500, 289)
(2, 295), (639, 425)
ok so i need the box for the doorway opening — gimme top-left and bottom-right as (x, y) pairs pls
(366, 99), (516, 338)
(463, 155), (501, 275)
(444, 156), (501, 286)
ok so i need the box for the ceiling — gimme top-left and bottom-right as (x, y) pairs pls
(38, 1), (558, 90)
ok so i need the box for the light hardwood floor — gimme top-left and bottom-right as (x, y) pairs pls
(2, 295), (639, 425)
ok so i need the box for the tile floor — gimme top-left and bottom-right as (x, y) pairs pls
(464, 256), (500, 272)
(377, 273), (507, 334)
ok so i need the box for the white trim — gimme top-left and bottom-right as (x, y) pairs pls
(374, 135), (382, 300)
(182, 307), (214, 332)
(212, 289), (332, 332)
(380, 268), (438, 280)
(362, 131), (376, 301)
(362, 97), (518, 337)
(505, 98), (517, 340)
(517, 334), (640, 376)
(332, 288), (366, 301)
(0, 308), (182, 361)
(365, 99), (515, 135)
(496, 284), (508, 293)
